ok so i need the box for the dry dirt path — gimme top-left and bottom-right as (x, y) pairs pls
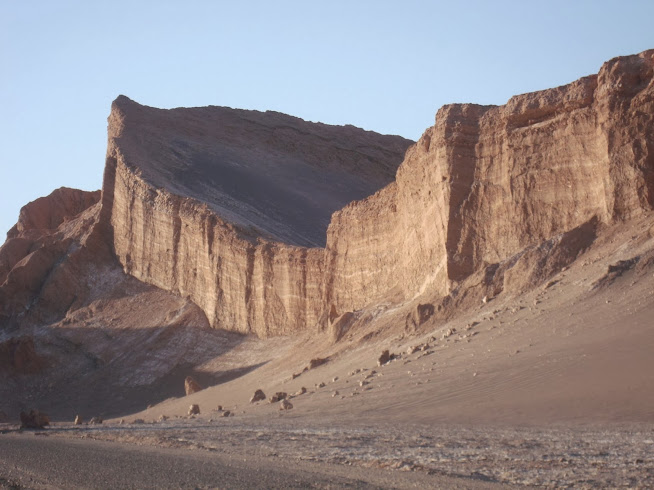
(0, 432), (502, 489)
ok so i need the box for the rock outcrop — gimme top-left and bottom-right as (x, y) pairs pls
(94, 50), (654, 338)
(184, 376), (203, 396)
(2, 50), (653, 344)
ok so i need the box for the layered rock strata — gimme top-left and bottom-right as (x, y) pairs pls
(3, 50), (653, 339)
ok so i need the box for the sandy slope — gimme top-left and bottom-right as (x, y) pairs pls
(121, 214), (654, 428)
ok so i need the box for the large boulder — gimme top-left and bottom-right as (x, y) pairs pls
(184, 376), (203, 396)
(250, 389), (266, 403)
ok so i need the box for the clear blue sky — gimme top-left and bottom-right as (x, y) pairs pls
(2, 0), (653, 237)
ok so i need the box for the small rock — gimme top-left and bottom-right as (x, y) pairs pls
(250, 389), (266, 403)
(216, 405), (223, 411)
(332, 391), (339, 397)
(222, 410), (231, 417)
(132, 418), (145, 424)
(308, 358), (328, 370)
(89, 416), (103, 425)
(377, 350), (392, 366)
(332, 376), (339, 382)
(119, 419), (125, 425)
(482, 296), (489, 304)
(294, 387), (307, 396)
(268, 392), (288, 403)
(188, 404), (200, 416)
(316, 382), (326, 389)
(184, 376), (203, 396)
(279, 399), (293, 410)
(407, 345), (420, 355)
(158, 415), (168, 422)
(74, 415), (83, 426)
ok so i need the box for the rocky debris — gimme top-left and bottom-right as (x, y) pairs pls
(593, 256), (641, 289)
(184, 376), (203, 396)
(132, 419), (145, 424)
(406, 345), (420, 355)
(332, 391), (340, 397)
(74, 415), (83, 425)
(89, 417), (103, 425)
(293, 387), (307, 396)
(188, 404), (200, 416)
(215, 405), (223, 411)
(442, 328), (456, 340)
(158, 415), (169, 422)
(118, 419), (125, 425)
(268, 392), (288, 403)
(315, 382), (326, 389)
(377, 350), (397, 366)
(250, 389), (266, 403)
(306, 358), (328, 371)
(222, 410), (231, 417)
(332, 376), (339, 382)
(279, 399), (293, 410)
(20, 409), (50, 429)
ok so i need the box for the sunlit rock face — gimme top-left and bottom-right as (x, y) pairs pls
(3, 50), (652, 339)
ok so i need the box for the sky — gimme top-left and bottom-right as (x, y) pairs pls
(1, 0), (654, 238)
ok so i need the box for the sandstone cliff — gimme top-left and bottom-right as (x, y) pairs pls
(2, 50), (653, 341)
(102, 98), (412, 336)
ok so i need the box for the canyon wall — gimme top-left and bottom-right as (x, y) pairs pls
(325, 50), (654, 314)
(95, 50), (654, 336)
(102, 98), (412, 336)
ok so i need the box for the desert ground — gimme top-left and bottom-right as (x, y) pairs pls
(2, 214), (653, 488)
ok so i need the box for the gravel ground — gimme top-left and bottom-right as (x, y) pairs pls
(7, 419), (652, 488)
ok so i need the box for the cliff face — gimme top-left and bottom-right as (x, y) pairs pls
(324, 50), (654, 314)
(3, 50), (653, 339)
(102, 99), (412, 336)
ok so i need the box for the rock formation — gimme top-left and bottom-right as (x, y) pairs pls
(94, 50), (653, 337)
(184, 376), (203, 396)
(0, 51), (653, 421)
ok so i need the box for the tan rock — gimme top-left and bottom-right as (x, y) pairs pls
(89, 416), (103, 425)
(188, 404), (200, 416)
(279, 399), (293, 410)
(250, 389), (266, 403)
(184, 376), (203, 396)
(74, 415), (83, 425)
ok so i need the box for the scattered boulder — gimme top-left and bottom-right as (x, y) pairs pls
(279, 399), (293, 410)
(216, 405), (223, 411)
(250, 389), (266, 403)
(307, 357), (328, 370)
(269, 392), (288, 403)
(188, 404), (200, 416)
(294, 387), (307, 396)
(378, 350), (394, 366)
(184, 376), (203, 396)
(89, 416), (103, 425)
(118, 419), (125, 425)
(20, 409), (50, 429)
(158, 415), (169, 422)
(132, 418), (145, 424)
(74, 415), (83, 425)
(222, 410), (231, 417)
(315, 382), (326, 389)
